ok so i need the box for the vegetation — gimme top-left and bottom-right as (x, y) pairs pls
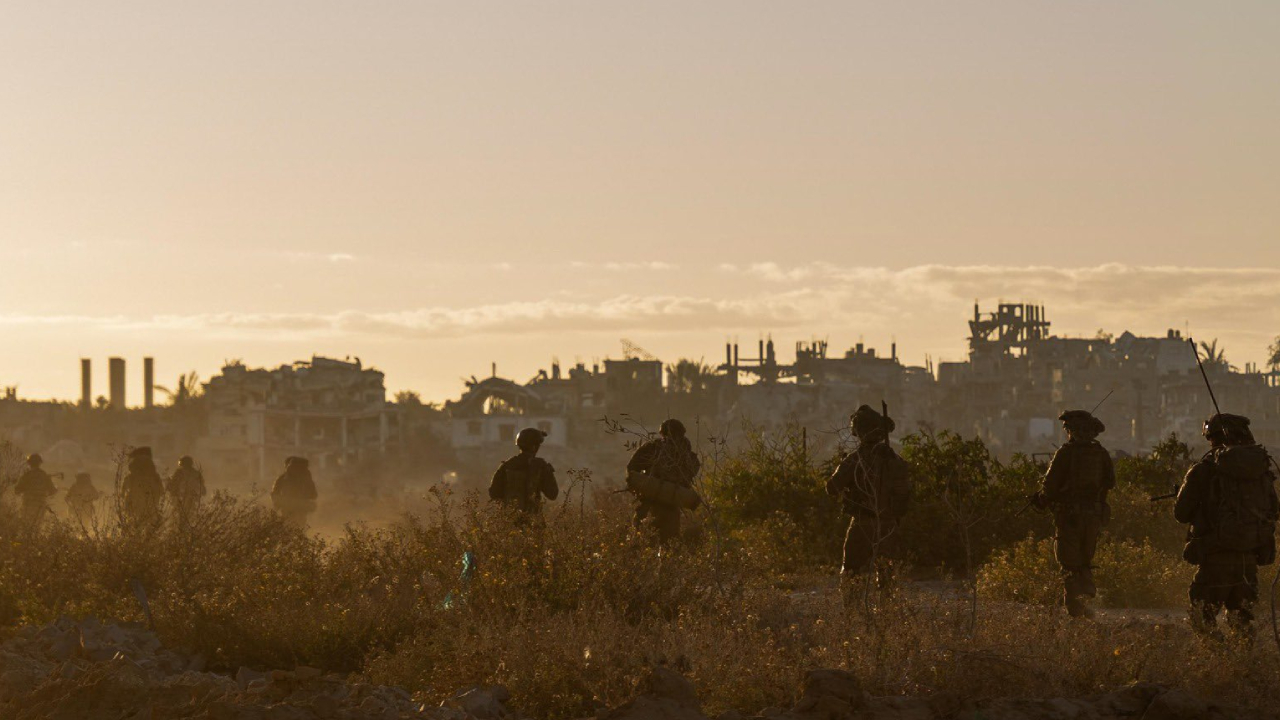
(0, 428), (1277, 718)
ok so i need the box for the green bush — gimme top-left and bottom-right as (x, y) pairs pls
(977, 535), (1195, 609)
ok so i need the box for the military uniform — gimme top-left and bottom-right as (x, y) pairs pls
(65, 473), (100, 525)
(121, 447), (165, 526)
(166, 457), (207, 519)
(1174, 414), (1278, 637)
(827, 406), (911, 579)
(627, 420), (700, 543)
(14, 455), (56, 525)
(489, 452), (558, 514)
(272, 457), (318, 527)
(1040, 410), (1114, 618)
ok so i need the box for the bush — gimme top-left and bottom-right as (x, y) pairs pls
(977, 535), (1195, 609)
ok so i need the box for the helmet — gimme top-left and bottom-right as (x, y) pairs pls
(178, 455), (194, 468)
(75, 472), (91, 482)
(659, 419), (686, 439)
(286, 456), (309, 469)
(850, 405), (894, 438)
(26, 453), (43, 467)
(516, 428), (547, 450)
(1203, 413), (1253, 445)
(1059, 410), (1105, 436)
(129, 446), (153, 459)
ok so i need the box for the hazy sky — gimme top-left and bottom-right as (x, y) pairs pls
(2, 2), (1278, 403)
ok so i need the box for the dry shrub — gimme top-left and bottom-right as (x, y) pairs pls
(977, 535), (1196, 609)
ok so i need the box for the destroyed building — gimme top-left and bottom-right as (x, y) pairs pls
(200, 356), (403, 486)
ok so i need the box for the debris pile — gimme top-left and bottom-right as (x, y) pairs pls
(0, 616), (519, 720)
(0, 618), (1265, 720)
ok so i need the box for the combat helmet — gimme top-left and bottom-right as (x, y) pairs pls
(1059, 410), (1105, 437)
(850, 404), (894, 439)
(1203, 413), (1254, 446)
(516, 428), (547, 451)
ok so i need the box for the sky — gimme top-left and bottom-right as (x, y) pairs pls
(2, 2), (1278, 404)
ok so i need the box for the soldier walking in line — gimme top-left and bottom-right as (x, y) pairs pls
(827, 405), (911, 602)
(166, 455), (207, 520)
(489, 428), (559, 515)
(65, 472), (101, 526)
(627, 419), (701, 544)
(272, 456), (318, 528)
(121, 446), (165, 526)
(1033, 410), (1114, 619)
(14, 454), (57, 526)
(1174, 414), (1278, 641)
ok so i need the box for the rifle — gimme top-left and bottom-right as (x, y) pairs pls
(1015, 492), (1047, 517)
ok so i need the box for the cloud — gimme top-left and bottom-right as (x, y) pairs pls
(3, 264), (1277, 362)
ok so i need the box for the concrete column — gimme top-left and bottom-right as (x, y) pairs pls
(108, 357), (126, 409)
(143, 358), (155, 409)
(80, 359), (92, 408)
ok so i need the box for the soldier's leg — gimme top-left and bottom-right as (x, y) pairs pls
(839, 519), (875, 609)
(1054, 515), (1090, 617)
(1224, 558), (1259, 640)
(1188, 563), (1228, 637)
(654, 506), (681, 544)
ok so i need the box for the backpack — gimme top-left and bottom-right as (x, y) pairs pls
(1204, 450), (1277, 557)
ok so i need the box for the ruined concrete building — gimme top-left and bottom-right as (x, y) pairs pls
(201, 356), (401, 485)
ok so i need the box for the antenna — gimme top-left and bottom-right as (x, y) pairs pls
(1188, 338), (1222, 416)
(1090, 389), (1115, 415)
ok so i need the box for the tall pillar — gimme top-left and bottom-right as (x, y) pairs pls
(108, 357), (126, 409)
(80, 359), (92, 408)
(143, 357), (155, 409)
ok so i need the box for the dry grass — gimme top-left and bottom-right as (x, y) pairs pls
(1, 432), (1278, 719)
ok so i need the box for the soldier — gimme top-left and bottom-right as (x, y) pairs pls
(627, 419), (700, 544)
(272, 456), (318, 527)
(65, 472), (101, 525)
(166, 455), (206, 519)
(826, 405), (911, 597)
(1034, 410), (1114, 619)
(489, 428), (559, 514)
(121, 446), (165, 526)
(14, 454), (57, 525)
(1174, 414), (1278, 640)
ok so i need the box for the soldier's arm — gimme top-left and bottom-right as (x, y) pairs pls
(826, 457), (850, 497)
(1041, 447), (1070, 502)
(627, 442), (658, 474)
(540, 461), (559, 501)
(1102, 450), (1116, 492)
(1174, 463), (1209, 524)
(488, 463), (506, 500)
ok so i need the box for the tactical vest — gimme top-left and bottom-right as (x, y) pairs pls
(1058, 443), (1110, 506)
(499, 461), (545, 511)
(1202, 453), (1277, 557)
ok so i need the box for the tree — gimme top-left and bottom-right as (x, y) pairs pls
(157, 371), (203, 407)
(1268, 336), (1280, 369)
(666, 359), (717, 395)
(1197, 339), (1232, 371)
(395, 390), (423, 406)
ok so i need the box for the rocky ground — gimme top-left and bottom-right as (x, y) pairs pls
(0, 617), (1267, 720)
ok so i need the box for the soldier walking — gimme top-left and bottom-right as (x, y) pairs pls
(166, 455), (207, 520)
(627, 419), (700, 544)
(1034, 410), (1114, 619)
(489, 428), (559, 515)
(121, 447), (165, 526)
(65, 472), (101, 525)
(827, 405), (911, 600)
(1174, 414), (1278, 640)
(272, 457), (318, 527)
(14, 454), (57, 526)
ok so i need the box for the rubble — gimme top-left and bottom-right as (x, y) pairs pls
(0, 620), (1269, 720)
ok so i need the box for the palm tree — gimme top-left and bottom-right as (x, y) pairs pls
(1268, 336), (1280, 370)
(1198, 339), (1233, 372)
(156, 371), (203, 407)
(666, 359), (717, 395)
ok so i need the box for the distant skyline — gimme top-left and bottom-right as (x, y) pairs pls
(3, 2), (1278, 402)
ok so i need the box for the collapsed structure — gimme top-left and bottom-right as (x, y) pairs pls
(2, 303), (1278, 495)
